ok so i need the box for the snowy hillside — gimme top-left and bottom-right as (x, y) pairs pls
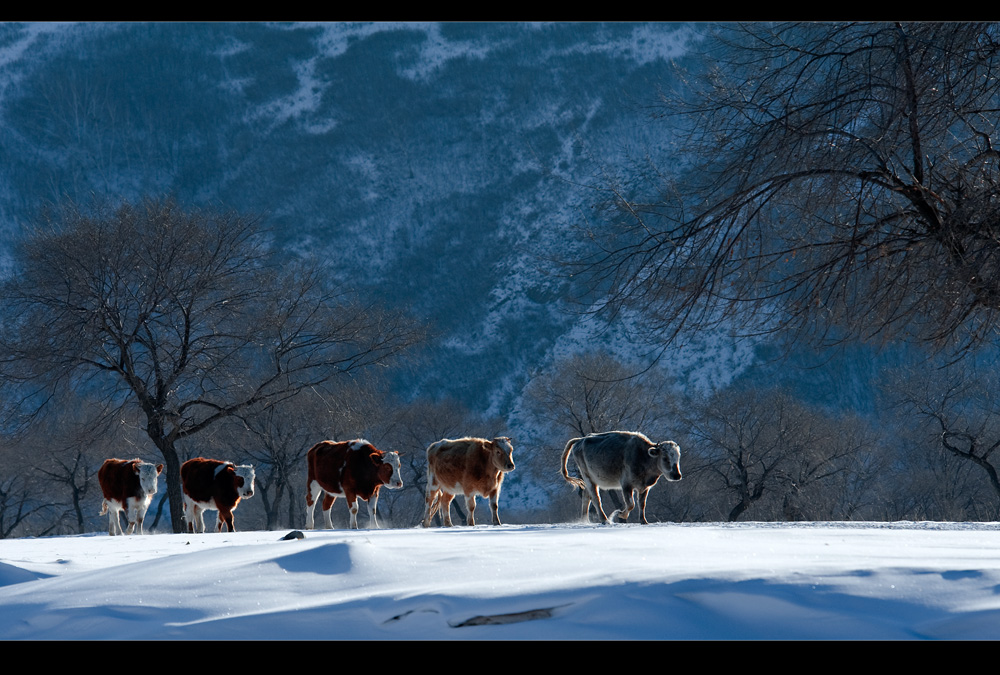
(0, 22), (731, 415)
(2, 522), (1000, 640)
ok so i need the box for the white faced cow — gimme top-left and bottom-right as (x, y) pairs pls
(181, 457), (256, 533)
(422, 437), (515, 527)
(561, 430), (681, 524)
(98, 458), (163, 536)
(305, 440), (403, 530)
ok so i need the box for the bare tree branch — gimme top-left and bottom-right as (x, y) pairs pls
(582, 22), (1000, 354)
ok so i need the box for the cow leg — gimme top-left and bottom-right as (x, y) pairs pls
(125, 496), (147, 535)
(367, 493), (379, 529)
(489, 490), (502, 526)
(422, 489), (440, 527)
(638, 487), (652, 524)
(183, 498), (196, 533)
(465, 494), (477, 527)
(125, 499), (138, 535)
(579, 490), (592, 522)
(439, 493), (455, 527)
(102, 501), (114, 536)
(193, 505), (206, 534)
(305, 481), (322, 529)
(586, 481), (610, 523)
(134, 496), (150, 535)
(347, 497), (360, 529)
(619, 487), (637, 523)
(217, 510), (234, 533)
(322, 493), (336, 530)
(105, 501), (124, 536)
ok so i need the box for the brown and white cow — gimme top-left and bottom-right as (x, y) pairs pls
(305, 439), (403, 530)
(181, 457), (256, 533)
(422, 437), (515, 527)
(98, 458), (163, 536)
(561, 430), (681, 524)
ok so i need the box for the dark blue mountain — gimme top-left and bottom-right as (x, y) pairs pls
(0, 22), (726, 420)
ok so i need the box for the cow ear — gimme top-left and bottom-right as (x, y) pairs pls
(648, 447), (660, 457)
(156, 464), (164, 474)
(370, 452), (381, 465)
(133, 463), (141, 474)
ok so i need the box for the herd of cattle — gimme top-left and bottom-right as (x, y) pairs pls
(97, 430), (683, 535)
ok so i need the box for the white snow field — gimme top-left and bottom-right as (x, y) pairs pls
(1, 521), (999, 640)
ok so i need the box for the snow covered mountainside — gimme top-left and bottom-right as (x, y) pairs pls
(0, 22), (748, 417)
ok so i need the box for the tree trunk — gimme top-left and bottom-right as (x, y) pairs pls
(156, 441), (184, 533)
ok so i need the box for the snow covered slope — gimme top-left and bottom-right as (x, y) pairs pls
(1, 522), (999, 640)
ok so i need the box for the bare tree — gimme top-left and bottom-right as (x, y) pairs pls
(523, 350), (674, 438)
(682, 388), (871, 522)
(34, 449), (94, 534)
(0, 197), (422, 532)
(0, 479), (35, 538)
(0, 427), (50, 537)
(888, 357), (1000, 518)
(585, 23), (1000, 354)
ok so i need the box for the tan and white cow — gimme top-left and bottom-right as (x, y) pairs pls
(181, 457), (255, 533)
(422, 437), (515, 527)
(305, 439), (403, 530)
(98, 458), (163, 535)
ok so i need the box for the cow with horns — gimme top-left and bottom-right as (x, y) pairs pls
(561, 430), (681, 524)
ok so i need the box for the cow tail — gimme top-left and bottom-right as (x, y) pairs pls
(561, 438), (586, 489)
(99, 499), (108, 516)
(425, 440), (444, 486)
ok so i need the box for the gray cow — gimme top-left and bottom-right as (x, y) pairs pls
(561, 430), (682, 524)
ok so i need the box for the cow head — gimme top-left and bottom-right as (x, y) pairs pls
(233, 464), (256, 498)
(135, 461), (164, 496)
(649, 441), (682, 481)
(372, 451), (404, 489)
(490, 437), (516, 473)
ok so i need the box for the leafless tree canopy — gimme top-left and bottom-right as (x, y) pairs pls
(586, 22), (1000, 353)
(887, 356), (1000, 515)
(524, 350), (673, 439)
(0, 197), (422, 532)
(682, 388), (878, 522)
